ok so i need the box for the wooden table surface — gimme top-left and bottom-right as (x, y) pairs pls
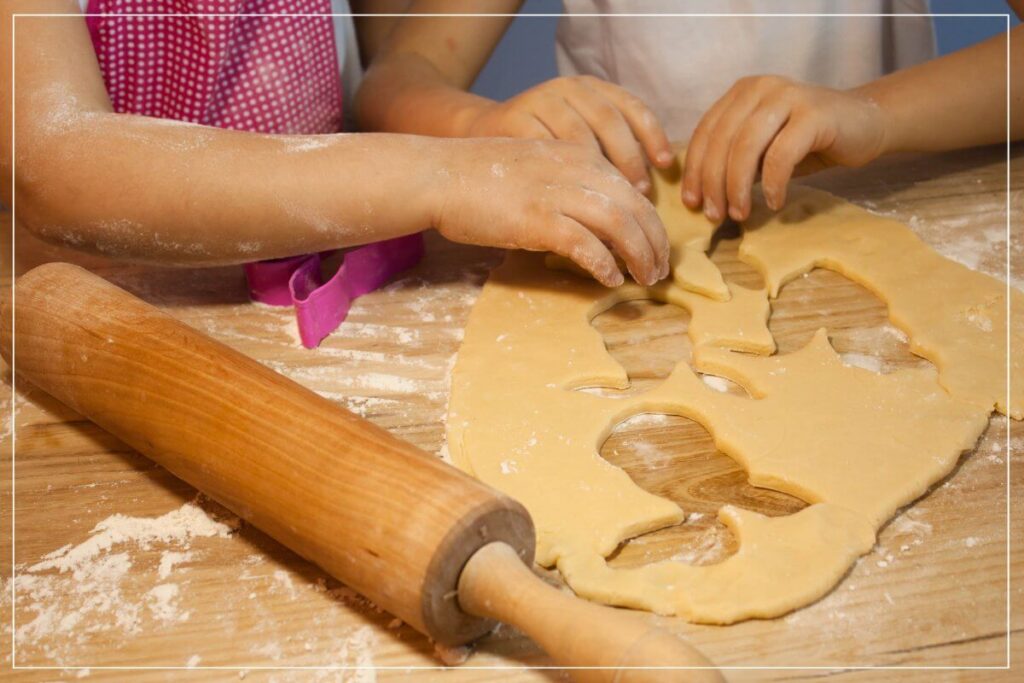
(1, 146), (1021, 681)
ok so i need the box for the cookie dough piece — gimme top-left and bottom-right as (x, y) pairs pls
(545, 152), (730, 300)
(650, 157), (729, 301)
(449, 249), (988, 623)
(740, 185), (1023, 419)
(448, 252), (774, 566)
(557, 504), (876, 623)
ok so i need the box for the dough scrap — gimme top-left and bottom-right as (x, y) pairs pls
(546, 153), (729, 300)
(741, 185), (1023, 418)
(653, 280), (773, 355)
(668, 247), (727, 301)
(650, 157), (729, 301)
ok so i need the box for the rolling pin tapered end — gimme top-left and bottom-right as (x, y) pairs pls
(458, 542), (723, 682)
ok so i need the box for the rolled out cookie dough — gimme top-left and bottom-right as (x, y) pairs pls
(448, 250), (988, 622)
(448, 182), (1008, 623)
(741, 185), (1023, 419)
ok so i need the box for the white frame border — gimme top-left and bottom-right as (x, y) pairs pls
(8, 7), (1015, 675)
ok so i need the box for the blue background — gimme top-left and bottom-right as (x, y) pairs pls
(471, 0), (1019, 100)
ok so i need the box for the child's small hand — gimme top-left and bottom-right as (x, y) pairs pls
(682, 76), (891, 222)
(434, 138), (669, 287)
(457, 76), (674, 194)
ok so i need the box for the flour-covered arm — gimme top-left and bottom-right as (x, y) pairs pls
(354, 0), (674, 192)
(0, 1), (667, 286)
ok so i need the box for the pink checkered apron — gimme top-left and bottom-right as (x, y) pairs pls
(85, 0), (423, 347)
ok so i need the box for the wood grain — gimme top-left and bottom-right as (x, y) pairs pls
(458, 542), (723, 682)
(1, 145), (1022, 681)
(4, 262), (539, 645)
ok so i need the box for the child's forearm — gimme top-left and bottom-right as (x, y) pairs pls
(857, 24), (1023, 154)
(14, 103), (670, 285)
(354, 0), (518, 136)
(354, 0), (673, 191)
(352, 0), (492, 136)
(355, 52), (495, 137)
(15, 111), (444, 265)
(2, 1), (671, 285)
(1, 3), (441, 265)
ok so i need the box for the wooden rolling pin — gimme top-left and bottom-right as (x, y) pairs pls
(2, 263), (722, 682)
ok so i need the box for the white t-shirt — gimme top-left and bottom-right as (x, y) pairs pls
(556, 0), (936, 141)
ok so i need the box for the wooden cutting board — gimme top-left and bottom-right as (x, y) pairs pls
(1, 145), (1021, 681)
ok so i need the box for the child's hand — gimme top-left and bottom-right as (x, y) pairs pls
(434, 138), (669, 287)
(457, 77), (674, 194)
(682, 76), (891, 222)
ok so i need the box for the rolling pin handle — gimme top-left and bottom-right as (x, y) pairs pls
(458, 542), (723, 683)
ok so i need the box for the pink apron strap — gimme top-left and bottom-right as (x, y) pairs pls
(86, 0), (382, 349)
(84, 0), (102, 45)
(244, 234), (425, 348)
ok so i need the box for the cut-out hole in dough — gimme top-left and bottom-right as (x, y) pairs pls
(707, 219), (742, 255)
(704, 221), (938, 378)
(840, 352), (887, 374)
(705, 230), (765, 292)
(600, 413), (807, 569)
(583, 299), (692, 396)
(769, 269), (938, 375)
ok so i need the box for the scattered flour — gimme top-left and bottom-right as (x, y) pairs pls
(158, 551), (195, 580)
(258, 359), (429, 397)
(146, 583), (188, 624)
(29, 502), (236, 575)
(840, 352), (885, 374)
(916, 213), (1008, 281)
(339, 395), (399, 419)
(890, 512), (933, 540)
(669, 528), (727, 566)
(272, 570), (298, 600)
(250, 641), (283, 661)
(617, 413), (671, 428)
(342, 373), (425, 394)
(700, 374), (733, 392)
(630, 439), (673, 469)
(280, 135), (336, 153)
(12, 499), (238, 665)
(882, 324), (909, 343)
(963, 308), (994, 332)
(335, 626), (378, 682)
